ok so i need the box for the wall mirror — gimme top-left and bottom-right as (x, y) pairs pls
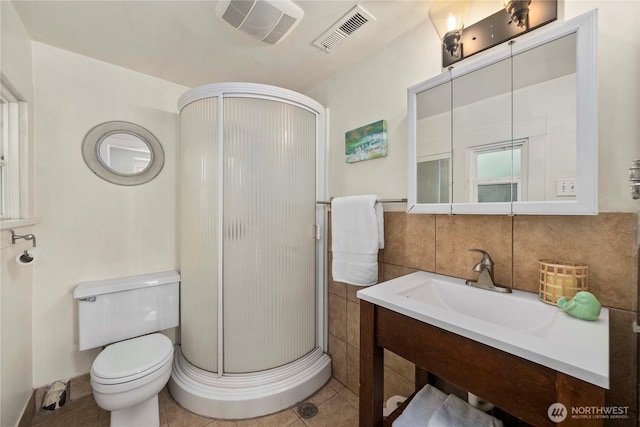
(82, 121), (164, 185)
(408, 10), (597, 215)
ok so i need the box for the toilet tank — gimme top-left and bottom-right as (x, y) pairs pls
(73, 270), (180, 351)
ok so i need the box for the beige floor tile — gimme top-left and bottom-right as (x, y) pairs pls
(31, 378), (356, 427)
(32, 395), (99, 426)
(203, 421), (239, 427)
(326, 378), (346, 393)
(70, 374), (93, 401)
(163, 392), (218, 427)
(96, 406), (168, 427)
(300, 383), (337, 407)
(31, 402), (100, 427)
(338, 388), (358, 410)
(234, 409), (300, 427)
(301, 394), (358, 427)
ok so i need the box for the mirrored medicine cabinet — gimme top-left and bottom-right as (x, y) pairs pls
(408, 10), (597, 215)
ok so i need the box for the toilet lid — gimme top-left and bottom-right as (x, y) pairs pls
(91, 333), (173, 383)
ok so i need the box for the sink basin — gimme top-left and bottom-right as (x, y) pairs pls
(357, 271), (609, 389)
(399, 274), (558, 336)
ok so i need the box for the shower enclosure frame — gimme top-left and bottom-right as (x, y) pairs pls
(170, 83), (330, 419)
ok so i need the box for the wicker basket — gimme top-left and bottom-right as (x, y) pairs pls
(538, 260), (588, 305)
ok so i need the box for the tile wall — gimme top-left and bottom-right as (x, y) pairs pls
(327, 212), (638, 424)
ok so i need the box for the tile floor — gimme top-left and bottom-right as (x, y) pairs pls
(30, 378), (359, 427)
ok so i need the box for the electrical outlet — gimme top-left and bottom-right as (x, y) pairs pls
(556, 179), (576, 196)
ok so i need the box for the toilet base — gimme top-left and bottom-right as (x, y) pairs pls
(109, 395), (159, 427)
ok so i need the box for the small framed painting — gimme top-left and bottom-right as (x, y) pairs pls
(345, 120), (388, 163)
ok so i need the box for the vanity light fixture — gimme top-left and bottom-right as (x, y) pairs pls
(435, 0), (557, 67)
(503, 0), (532, 28)
(428, 0), (471, 58)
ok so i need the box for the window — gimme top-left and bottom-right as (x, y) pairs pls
(469, 140), (527, 203)
(0, 82), (29, 223)
(417, 154), (450, 204)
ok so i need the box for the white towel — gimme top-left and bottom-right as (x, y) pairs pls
(331, 195), (384, 286)
(392, 385), (447, 427)
(427, 394), (503, 427)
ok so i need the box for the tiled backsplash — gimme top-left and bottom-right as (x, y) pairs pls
(327, 212), (638, 423)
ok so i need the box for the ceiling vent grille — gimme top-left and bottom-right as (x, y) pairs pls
(313, 5), (375, 53)
(216, 0), (304, 45)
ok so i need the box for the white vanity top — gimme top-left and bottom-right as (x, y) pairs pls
(357, 271), (609, 388)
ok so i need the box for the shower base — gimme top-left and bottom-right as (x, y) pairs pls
(169, 345), (332, 419)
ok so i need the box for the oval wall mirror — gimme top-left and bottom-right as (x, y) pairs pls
(82, 121), (164, 185)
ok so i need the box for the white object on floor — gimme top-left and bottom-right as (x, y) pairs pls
(383, 395), (407, 417)
(331, 195), (384, 286)
(42, 380), (68, 411)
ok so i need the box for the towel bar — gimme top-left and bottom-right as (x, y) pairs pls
(316, 198), (407, 205)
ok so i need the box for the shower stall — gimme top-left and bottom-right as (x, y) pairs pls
(169, 83), (331, 419)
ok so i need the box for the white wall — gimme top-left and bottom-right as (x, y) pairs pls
(0, 2), (35, 426)
(307, 20), (439, 205)
(31, 43), (188, 387)
(307, 0), (640, 213)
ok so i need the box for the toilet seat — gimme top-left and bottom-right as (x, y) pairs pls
(91, 333), (173, 385)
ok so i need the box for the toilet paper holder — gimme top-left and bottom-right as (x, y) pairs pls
(10, 230), (38, 264)
(10, 230), (37, 248)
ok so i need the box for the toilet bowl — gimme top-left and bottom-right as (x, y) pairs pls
(73, 271), (180, 427)
(90, 333), (173, 426)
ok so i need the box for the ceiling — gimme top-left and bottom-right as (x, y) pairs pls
(11, 0), (433, 93)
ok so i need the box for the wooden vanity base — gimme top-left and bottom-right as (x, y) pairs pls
(359, 301), (605, 427)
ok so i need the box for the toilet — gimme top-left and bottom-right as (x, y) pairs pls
(73, 270), (180, 427)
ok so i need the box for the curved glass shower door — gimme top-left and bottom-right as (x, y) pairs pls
(180, 96), (219, 373)
(223, 97), (317, 373)
(173, 83), (330, 420)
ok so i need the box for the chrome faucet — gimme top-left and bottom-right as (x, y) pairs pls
(465, 249), (512, 293)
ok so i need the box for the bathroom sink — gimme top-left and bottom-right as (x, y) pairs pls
(357, 271), (609, 388)
(399, 274), (558, 336)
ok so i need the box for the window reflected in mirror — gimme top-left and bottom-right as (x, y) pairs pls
(415, 80), (452, 205)
(471, 141), (524, 203)
(82, 121), (164, 186)
(417, 157), (450, 203)
(98, 133), (151, 175)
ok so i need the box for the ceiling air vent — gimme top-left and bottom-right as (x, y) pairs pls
(216, 0), (304, 45)
(313, 5), (375, 53)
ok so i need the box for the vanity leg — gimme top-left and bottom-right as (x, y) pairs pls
(360, 301), (384, 427)
(415, 366), (429, 389)
(555, 373), (605, 427)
